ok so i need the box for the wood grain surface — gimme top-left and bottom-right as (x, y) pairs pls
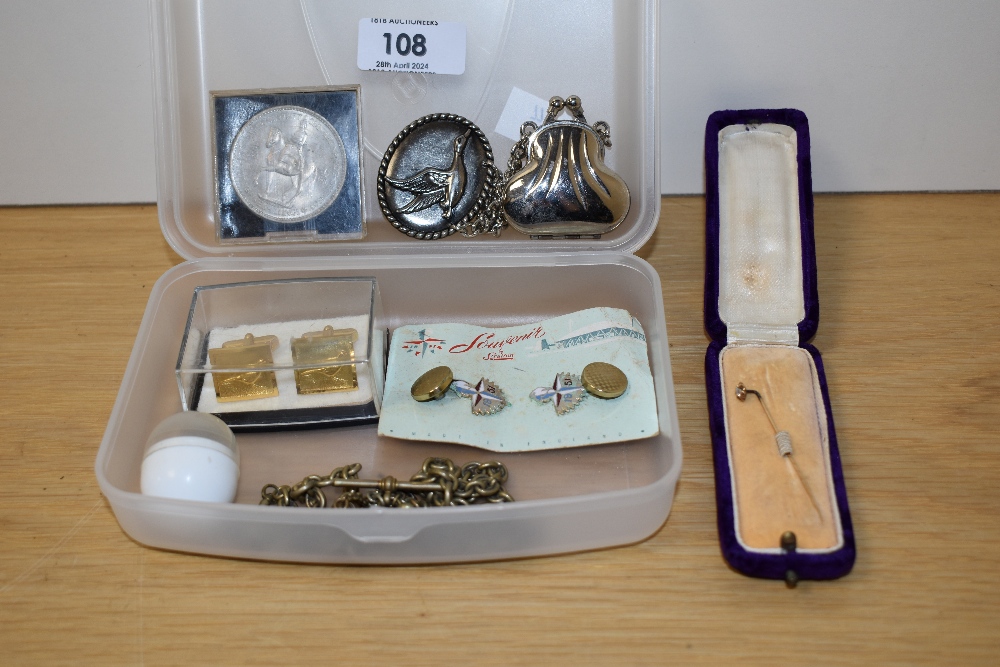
(0, 195), (997, 665)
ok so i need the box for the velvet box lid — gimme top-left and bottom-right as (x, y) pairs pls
(703, 108), (855, 582)
(705, 108), (819, 344)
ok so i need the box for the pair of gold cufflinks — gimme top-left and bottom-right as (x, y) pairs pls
(207, 326), (359, 403)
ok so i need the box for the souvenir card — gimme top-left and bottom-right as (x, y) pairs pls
(378, 307), (659, 451)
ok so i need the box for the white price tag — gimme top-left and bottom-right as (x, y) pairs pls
(495, 87), (549, 141)
(357, 18), (466, 75)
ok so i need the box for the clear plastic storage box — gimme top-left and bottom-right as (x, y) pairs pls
(95, 0), (682, 563)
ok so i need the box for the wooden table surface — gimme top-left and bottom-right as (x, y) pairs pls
(1, 194), (997, 665)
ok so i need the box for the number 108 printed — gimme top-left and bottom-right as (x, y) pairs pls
(383, 32), (427, 57)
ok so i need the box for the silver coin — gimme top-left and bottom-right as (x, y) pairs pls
(229, 106), (347, 224)
(378, 114), (495, 240)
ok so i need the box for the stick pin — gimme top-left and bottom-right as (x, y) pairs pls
(736, 382), (822, 518)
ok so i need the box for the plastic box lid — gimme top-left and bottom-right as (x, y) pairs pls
(151, 0), (660, 259)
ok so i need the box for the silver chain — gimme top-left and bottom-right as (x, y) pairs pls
(453, 126), (532, 238)
(260, 457), (514, 508)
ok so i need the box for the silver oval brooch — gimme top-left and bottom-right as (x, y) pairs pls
(377, 114), (498, 240)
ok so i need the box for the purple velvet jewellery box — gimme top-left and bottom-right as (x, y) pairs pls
(703, 109), (855, 584)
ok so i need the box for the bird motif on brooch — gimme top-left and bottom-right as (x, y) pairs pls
(387, 130), (471, 220)
(530, 373), (587, 415)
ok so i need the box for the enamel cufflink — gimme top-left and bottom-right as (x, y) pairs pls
(411, 366), (508, 416)
(530, 362), (628, 415)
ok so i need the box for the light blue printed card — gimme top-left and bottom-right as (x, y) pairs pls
(377, 307), (660, 452)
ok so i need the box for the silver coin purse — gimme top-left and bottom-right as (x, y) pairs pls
(503, 96), (630, 237)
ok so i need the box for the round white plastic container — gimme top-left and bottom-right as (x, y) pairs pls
(140, 412), (240, 503)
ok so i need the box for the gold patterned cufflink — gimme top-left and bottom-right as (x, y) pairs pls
(208, 333), (279, 402)
(581, 362), (629, 399)
(530, 362), (628, 415)
(291, 326), (359, 395)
